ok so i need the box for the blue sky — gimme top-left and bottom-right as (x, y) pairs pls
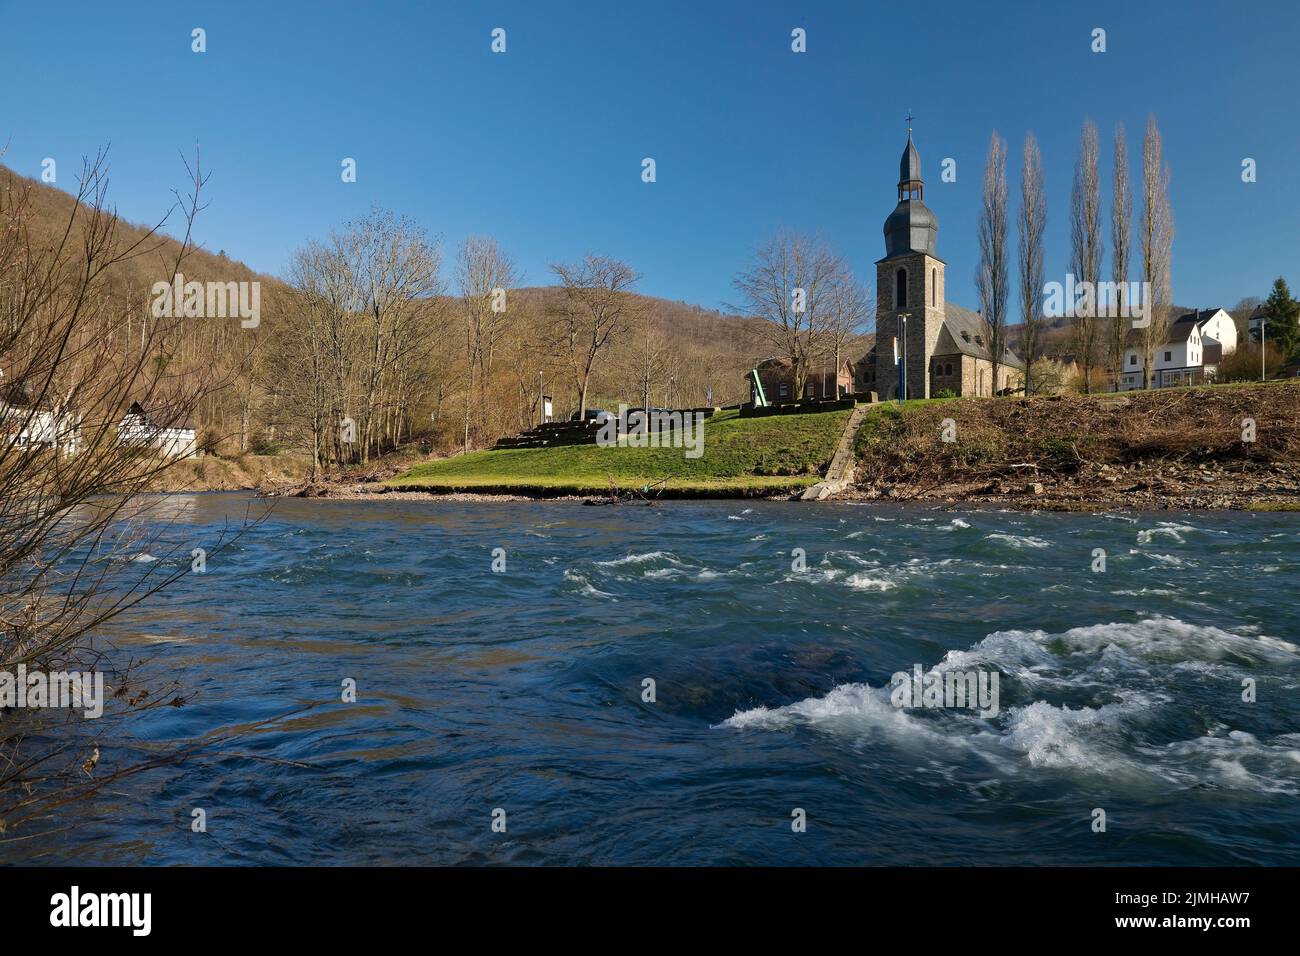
(1, 0), (1295, 317)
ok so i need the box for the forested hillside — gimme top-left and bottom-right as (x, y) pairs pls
(1, 163), (780, 476)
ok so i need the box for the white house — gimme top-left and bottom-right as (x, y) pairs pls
(1119, 308), (1238, 390)
(117, 401), (197, 459)
(0, 376), (82, 456)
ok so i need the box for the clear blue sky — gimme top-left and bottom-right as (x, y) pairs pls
(1, 0), (1295, 316)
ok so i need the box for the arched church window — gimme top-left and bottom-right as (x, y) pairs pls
(931, 269), (936, 305)
(895, 268), (907, 309)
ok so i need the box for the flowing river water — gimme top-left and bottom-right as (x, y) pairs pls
(11, 494), (1300, 865)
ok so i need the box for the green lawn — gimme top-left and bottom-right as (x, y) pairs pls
(387, 407), (853, 495)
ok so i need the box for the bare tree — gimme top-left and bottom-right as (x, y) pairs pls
(351, 209), (443, 463)
(1, 150), (255, 830)
(1017, 133), (1047, 395)
(1070, 119), (1104, 392)
(274, 210), (442, 470)
(550, 255), (639, 416)
(276, 239), (359, 478)
(621, 311), (671, 412)
(731, 228), (841, 399)
(1138, 115), (1175, 389)
(456, 236), (517, 450)
(823, 270), (872, 398)
(977, 132), (1010, 395)
(1107, 122), (1133, 391)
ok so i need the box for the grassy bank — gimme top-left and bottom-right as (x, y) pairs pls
(386, 407), (853, 496)
(851, 380), (1300, 510)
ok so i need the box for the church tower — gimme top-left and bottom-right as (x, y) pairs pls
(874, 124), (946, 400)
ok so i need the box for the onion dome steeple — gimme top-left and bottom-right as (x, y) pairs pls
(883, 114), (938, 258)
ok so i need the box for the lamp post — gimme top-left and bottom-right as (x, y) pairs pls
(897, 312), (912, 404)
(1260, 315), (1267, 382)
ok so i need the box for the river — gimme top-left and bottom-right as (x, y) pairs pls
(12, 494), (1300, 865)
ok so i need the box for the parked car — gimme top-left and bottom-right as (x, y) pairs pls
(570, 408), (614, 423)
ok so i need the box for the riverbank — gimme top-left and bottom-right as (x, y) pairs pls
(847, 380), (1300, 511)
(155, 382), (1300, 512)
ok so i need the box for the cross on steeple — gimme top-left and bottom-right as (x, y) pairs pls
(905, 110), (914, 132)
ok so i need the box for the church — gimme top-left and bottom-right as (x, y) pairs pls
(864, 128), (1024, 399)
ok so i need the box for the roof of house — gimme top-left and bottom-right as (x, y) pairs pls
(936, 302), (1026, 369)
(1177, 307), (1225, 324)
(121, 399), (194, 431)
(1122, 308), (1226, 348)
(0, 381), (37, 408)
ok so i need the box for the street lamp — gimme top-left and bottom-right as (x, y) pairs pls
(897, 312), (912, 404)
(1260, 315), (1267, 382)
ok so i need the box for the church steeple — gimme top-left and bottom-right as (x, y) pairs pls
(899, 113), (923, 201)
(883, 119), (938, 258)
(874, 116), (945, 402)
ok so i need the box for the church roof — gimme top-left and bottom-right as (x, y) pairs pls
(935, 302), (1025, 368)
(882, 199), (939, 258)
(900, 130), (922, 184)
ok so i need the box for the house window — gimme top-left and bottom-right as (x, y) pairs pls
(806, 384), (814, 397)
(779, 383), (788, 398)
(1164, 351), (1172, 362)
(1129, 355), (1137, 366)
(895, 268), (907, 309)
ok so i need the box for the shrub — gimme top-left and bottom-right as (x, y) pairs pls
(249, 431), (281, 456)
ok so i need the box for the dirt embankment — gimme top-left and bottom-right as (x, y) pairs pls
(847, 382), (1300, 511)
(146, 454), (314, 493)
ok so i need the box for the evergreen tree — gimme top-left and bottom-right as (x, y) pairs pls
(1254, 276), (1300, 360)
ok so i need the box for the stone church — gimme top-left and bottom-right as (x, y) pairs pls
(867, 129), (1024, 399)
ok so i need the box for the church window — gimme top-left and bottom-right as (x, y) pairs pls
(895, 268), (907, 308)
(779, 383), (788, 398)
(931, 269), (936, 305)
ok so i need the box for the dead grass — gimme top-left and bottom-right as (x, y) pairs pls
(855, 381), (1300, 486)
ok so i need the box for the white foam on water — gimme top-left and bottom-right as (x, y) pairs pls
(595, 550), (680, 568)
(1143, 552), (1186, 566)
(717, 681), (942, 744)
(717, 618), (1300, 793)
(1135, 521), (1226, 545)
(561, 569), (614, 599)
(132, 553), (158, 563)
(997, 695), (1151, 773)
(845, 573), (897, 591)
(985, 532), (1050, 549)
(782, 567), (845, 585)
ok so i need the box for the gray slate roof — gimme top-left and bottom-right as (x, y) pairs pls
(935, 302), (1026, 368)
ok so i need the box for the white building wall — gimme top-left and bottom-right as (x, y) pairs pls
(1198, 309), (1238, 354)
